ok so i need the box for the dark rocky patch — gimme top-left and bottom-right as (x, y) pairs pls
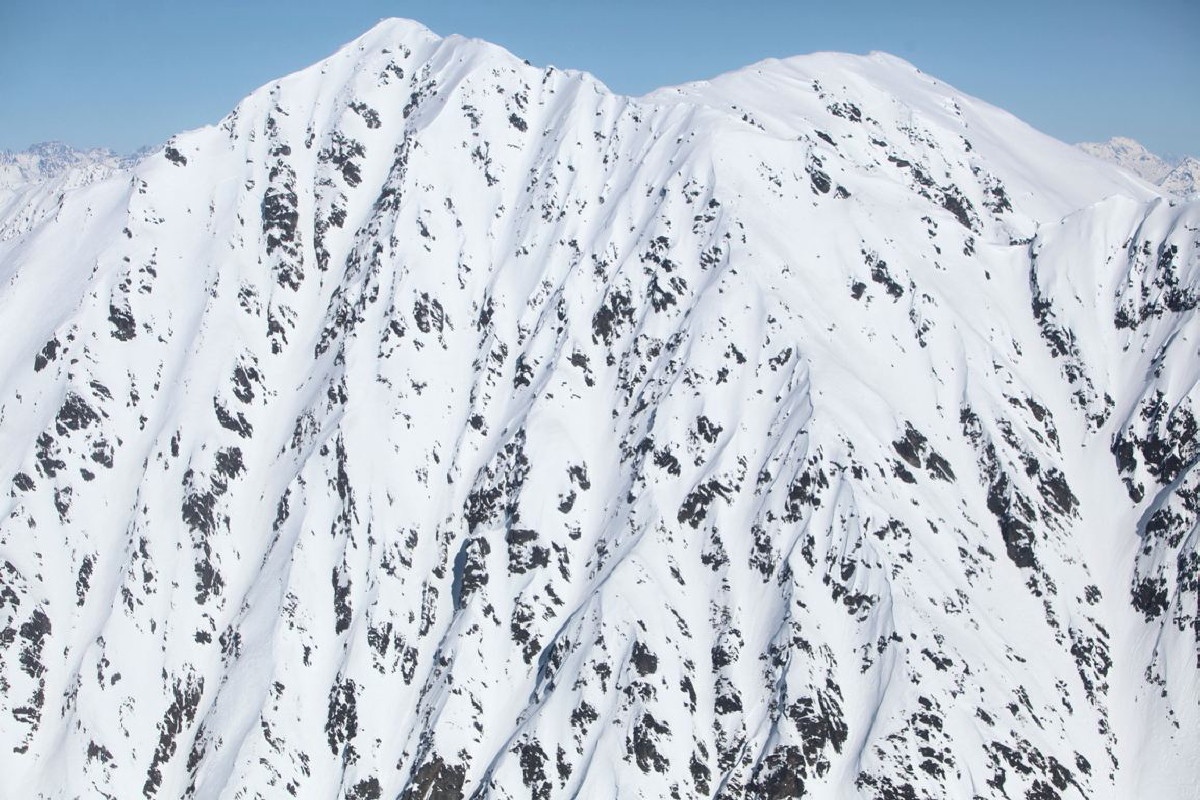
(231, 363), (260, 404)
(414, 292), (447, 335)
(516, 740), (551, 799)
(325, 677), (359, 758)
(748, 745), (807, 799)
(808, 163), (832, 195)
(143, 672), (204, 796)
(349, 101), (382, 129)
(75, 556), (94, 606)
(827, 102), (862, 122)
(591, 288), (635, 346)
(402, 755), (465, 800)
(214, 446), (244, 479)
(55, 392), (100, 435)
(108, 303), (136, 340)
(939, 186), (977, 231)
(464, 431), (529, 533)
(347, 777), (382, 799)
(866, 252), (904, 299)
(18, 607), (50, 679)
(181, 470), (217, 536)
(631, 641), (658, 676)
(695, 415), (723, 444)
(36, 433), (66, 477)
(678, 479), (732, 528)
(213, 401), (253, 438)
(1130, 576), (1169, 621)
(629, 712), (670, 773)
(332, 567), (353, 634)
(783, 462), (829, 521)
(90, 439), (114, 468)
(507, 528), (550, 574)
(33, 338), (59, 372)
(452, 537), (491, 609)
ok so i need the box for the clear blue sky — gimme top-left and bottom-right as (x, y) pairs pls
(1, 0), (1196, 158)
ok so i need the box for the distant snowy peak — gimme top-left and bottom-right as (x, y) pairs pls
(1078, 136), (1197, 197)
(1077, 137), (1174, 182)
(1161, 156), (1200, 198)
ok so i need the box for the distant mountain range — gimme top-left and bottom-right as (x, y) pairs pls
(1077, 136), (1199, 198)
(0, 141), (145, 191)
(0, 142), (150, 242)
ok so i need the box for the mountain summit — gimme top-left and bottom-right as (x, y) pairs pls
(0, 19), (1195, 800)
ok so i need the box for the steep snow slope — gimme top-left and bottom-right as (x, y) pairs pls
(0, 19), (1194, 800)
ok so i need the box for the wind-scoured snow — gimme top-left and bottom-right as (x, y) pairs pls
(0, 18), (1195, 800)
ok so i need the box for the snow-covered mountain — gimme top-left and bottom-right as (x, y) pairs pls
(1161, 157), (1200, 198)
(1077, 137), (1175, 183)
(1078, 136), (1199, 198)
(0, 19), (1195, 800)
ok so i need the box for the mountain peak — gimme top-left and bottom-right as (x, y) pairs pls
(645, 49), (1156, 232)
(1077, 136), (1173, 182)
(349, 16), (441, 50)
(1162, 155), (1200, 198)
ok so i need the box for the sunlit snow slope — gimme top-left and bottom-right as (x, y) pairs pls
(0, 19), (1195, 800)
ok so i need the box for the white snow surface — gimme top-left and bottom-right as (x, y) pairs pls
(0, 18), (1195, 800)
